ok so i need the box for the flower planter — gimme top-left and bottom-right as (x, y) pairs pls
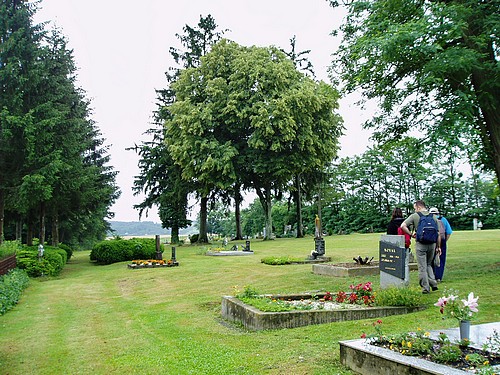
(127, 261), (178, 269)
(221, 294), (425, 331)
(339, 322), (500, 375)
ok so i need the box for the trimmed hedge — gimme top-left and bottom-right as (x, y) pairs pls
(57, 243), (74, 261)
(90, 238), (160, 265)
(16, 247), (67, 277)
(0, 268), (30, 315)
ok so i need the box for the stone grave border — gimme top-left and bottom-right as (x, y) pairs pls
(339, 322), (500, 375)
(221, 293), (425, 331)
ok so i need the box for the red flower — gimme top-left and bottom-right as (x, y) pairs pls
(349, 293), (358, 303)
(361, 333), (367, 338)
(336, 291), (347, 303)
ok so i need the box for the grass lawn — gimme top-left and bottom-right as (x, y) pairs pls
(0, 230), (498, 374)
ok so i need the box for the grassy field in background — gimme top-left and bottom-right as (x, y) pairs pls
(0, 230), (498, 374)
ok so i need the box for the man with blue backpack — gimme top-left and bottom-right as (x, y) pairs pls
(400, 200), (442, 294)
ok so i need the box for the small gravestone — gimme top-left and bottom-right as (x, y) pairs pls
(244, 240), (251, 252)
(379, 235), (409, 289)
(155, 235), (163, 260)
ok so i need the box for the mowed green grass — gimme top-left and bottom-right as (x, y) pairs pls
(0, 230), (498, 374)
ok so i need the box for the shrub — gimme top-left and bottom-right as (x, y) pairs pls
(189, 234), (199, 244)
(375, 286), (423, 307)
(90, 238), (158, 265)
(260, 256), (304, 265)
(16, 248), (65, 277)
(0, 268), (30, 315)
(0, 240), (22, 259)
(57, 243), (73, 261)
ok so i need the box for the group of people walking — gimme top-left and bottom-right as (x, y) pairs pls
(387, 200), (453, 294)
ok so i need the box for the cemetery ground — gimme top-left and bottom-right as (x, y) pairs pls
(0, 230), (498, 374)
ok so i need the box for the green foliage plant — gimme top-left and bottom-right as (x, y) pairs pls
(0, 268), (29, 315)
(90, 238), (158, 265)
(16, 247), (66, 277)
(57, 243), (73, 261)
(0, 231), (499, 374)
(0, 240), (22, 259)
(432, 343), (462, 364)
(375, 286), (423, 307)
(260, 255), (305, 265)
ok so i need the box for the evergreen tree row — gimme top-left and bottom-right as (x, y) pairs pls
(0, 1), (120, 247)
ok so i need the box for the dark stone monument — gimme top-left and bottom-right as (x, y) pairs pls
(171, 246), (176, 262)
(155, 235), (163, 260)
(379, 235), (410, 288)
(244, 240), (251, 252)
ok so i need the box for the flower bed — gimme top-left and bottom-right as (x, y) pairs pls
(221, 290), (425, 331)
(127, 259), (178, 268)
(340, 322), (500, 374)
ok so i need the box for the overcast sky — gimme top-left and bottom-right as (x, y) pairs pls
(33, 0), (374, 222)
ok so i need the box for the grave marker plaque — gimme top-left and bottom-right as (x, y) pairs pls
(379, 234), (410, 289)
(379, 241), (406, 279)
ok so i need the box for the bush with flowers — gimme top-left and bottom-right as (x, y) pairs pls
(336, 281), (375, 305)
(434, 290), (479, 321)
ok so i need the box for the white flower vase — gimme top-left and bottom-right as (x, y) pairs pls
(459, 320), (471, 341)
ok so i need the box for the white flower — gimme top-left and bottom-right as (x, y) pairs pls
(462, 292), (479, 313)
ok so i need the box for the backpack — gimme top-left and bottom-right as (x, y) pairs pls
(437, 217), (445, 237)
(416, 212), (439, 244)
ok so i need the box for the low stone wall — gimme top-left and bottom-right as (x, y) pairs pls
(313, 262), (419, 277)
(0, 254), (17, 276)
(221, 294), (425, 331)
(339, 338), (466, 375)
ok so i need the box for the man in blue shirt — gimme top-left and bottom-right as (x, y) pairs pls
(429, 207), (453, 282)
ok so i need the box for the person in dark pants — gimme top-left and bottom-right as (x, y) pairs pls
(429, 207), (453, 282)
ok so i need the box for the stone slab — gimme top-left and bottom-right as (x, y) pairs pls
(206, 251), (254, 256)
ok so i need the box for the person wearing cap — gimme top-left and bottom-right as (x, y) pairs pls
(429, 207), (453, 282)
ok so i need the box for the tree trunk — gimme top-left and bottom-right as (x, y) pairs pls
(39, 203), (46, 246)
(198, 196), (209, 243)
(234, 188), (243, 240)
(51, 211), (59, 246)
(256, 186), (273, 240)
(171, 224), (180, 244)
(466, 19), (500, 185)
(16, 219), (22, 242)
(27, 218), (33, 246)
(294, 174), (304, 238)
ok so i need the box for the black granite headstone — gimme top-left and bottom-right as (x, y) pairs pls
(379, 241), (406, 279)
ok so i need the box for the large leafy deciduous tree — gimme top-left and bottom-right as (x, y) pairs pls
(166, 40), (343, 240)
(132, 15), (225, 243)
(330, 0), (500, 185)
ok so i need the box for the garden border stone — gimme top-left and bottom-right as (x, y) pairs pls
(221, 294), (425, 331)
(339, 322), (500, 375)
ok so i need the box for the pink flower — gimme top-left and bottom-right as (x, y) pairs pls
(462, 292), (479, 313)
(434, 296), (448, 308)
